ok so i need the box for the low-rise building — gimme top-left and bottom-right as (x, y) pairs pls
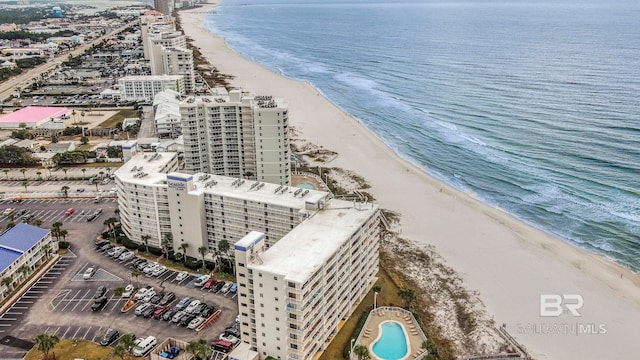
(0, 224), (56, 300)
(118, 75), (185, 102)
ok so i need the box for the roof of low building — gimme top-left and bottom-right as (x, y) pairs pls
(0, 106), (71, 124)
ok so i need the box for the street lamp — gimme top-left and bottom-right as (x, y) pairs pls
(374, 291), (379, 310)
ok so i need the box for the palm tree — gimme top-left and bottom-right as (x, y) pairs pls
(186, 339), (211, 360)
(114, 208), (120, 221)
(2, 169), (8, 179)
(80, 110), (86, 124)
(22, 180), (28, 192)
(398, 288), (416, 310)
(59, 229), (68, 241)
(20, 168), (26, 179)
(161, 233), (172, 259)
(112, 344), (128, 360)
(119, 333), (136, 355)
(141, 234), (150, 254)
(51, 221), (63, 241)
(113, 286), (125, 297)
(81, 168), (86, 179)
(62, 168), (68, 179)
(104, 217), (117, 239)
(32, 218), (43, 227)
(72, 109), (76, 125)
(41, 244), (51, 260)
(179, 242), (189, 263)
(92, 178), (99, 192)
(61, 185), (70, 198)
(99, 170), (104, 180)
(353, 344), (371, 360)
(218, 239), (231, 272)
(18, 264), (31, 279)
(1, 276), (13, 291)
(197, 246), (208, 271)
(130, 269), (141, 287)
(36, 171), (42, 180)
(33, 333), (59, 360)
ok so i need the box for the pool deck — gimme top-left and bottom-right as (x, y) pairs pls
(355, 307), (429, 360)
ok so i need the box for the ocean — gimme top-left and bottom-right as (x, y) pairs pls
(203, 0), (640, 271)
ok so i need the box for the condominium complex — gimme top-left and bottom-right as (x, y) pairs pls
(234, 198), (380, 360)
(118, 75), (185, 101)
(180, 91), (291, 186)
(114, 152), (180, 248)
(0, 224), (56, 300)
(153, 89), (182, 138)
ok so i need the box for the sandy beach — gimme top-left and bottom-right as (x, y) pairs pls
(180, 3), (640, 359)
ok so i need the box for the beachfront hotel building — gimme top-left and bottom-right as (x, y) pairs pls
(153, 89), (182, 138)
(118, 75), (185, 102)
(180, 91), (291, 186)
(0, 224), (56, 300)
(234, 204), (380, 360)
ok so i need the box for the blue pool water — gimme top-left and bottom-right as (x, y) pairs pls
(297, 183), (315, 190)
(371, 321), (408, 360)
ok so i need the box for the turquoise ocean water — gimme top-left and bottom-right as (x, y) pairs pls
(204, 0), (640, 271)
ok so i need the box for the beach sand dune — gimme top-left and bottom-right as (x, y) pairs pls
(180, 4), (640, 359)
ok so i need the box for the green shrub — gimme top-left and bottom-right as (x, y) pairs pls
(58, 241), (70, 249)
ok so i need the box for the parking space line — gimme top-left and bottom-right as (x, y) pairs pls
(72, 327), (81, 339)
(61, 327), (71, 338)
(83, 326), (92, 339)
(92, 327), (102, 342)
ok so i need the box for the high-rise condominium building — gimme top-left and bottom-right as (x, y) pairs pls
(180, 91), (290, 186)
(118, 75), (185, 102)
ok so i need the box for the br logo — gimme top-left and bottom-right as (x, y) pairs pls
(540, 294), (584, 317)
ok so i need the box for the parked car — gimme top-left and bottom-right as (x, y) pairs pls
(153, 305), (170, 319)
(193, 275), (210, 287)
(2, 208), (15, 216)
(187, 316), (206, 330)
(135, 302), (153, 316)
(211, 339), (234, 353)
(163, 308), (179, 321)
(175, 271), (189, 282)
(93, 286), (107, 299)
(175, 297), (191, 311)
(134, 286), (153, 300)
(108, 247), (126, 258)
(179, 314), (196, 327)
(171, 311), (187, 323)
(83, 267), (96, 280)
(149, 293), (163, 304)
(212, 281), (225, 292)
(92, 296), (108, 311)
(219, 333), (239, 345)
(119, 251), (135, 261)
(142, 290), (156, 303)
(152, 266), (167, 277)
(185, 300), (201, 314)
(220, 282), (232, 293)
(94, 240), (110, 249)
(159, 292), (175, 306)
(201, 305), (216, 318)
(229, 283), (237, 294)
(142, 305), (156, 318)
(203, 278), (216, 289)
(143, 262), (159, 275)
(193, 303), (208, 316)
(136, 261), (150, 271)
(101, 244), (114, 252)
(64, 207), (75, 215)
(99, 328), (120, 346)
(122, 284), (136, 298)
(131, 258), (146, 267)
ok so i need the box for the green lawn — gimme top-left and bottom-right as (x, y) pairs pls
(98, 109), (139, 128)
(23, 339), (120, 360)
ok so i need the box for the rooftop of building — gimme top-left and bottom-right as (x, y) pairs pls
(185, 172), (330, 210)
(179, 91), (287, 109)
(114, 152), (177, 185)
(0, 223), (50, 273)
(0, 106), (71, 124)
(119, 74), (183, 81)
(247, 200), (379, 283)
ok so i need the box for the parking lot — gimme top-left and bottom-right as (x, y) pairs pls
(0, 198), (118, 228)
(0, 199), (239, 358)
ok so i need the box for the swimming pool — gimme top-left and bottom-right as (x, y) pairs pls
(297, 183), (315, 190)
(371, 321), (409, 360)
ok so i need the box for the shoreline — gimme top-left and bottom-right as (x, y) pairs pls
(180, 3), (640, 360)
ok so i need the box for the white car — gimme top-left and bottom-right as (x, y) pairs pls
(219, 333), (239, 345)
(187, 316), (206, 330)
(143, 262), (159, 275)
(220, 282), (232, 293)
(134, 287), (153, 300)
(118, 251), (135, 261)
(142, 290), (156, 303)
(135, 302), (152, 316)
(175, 271), (189, 282)
(152, 266), (167, 277)
(83, 267), (96, 280)
(122, 284), (136, 298)
(193, 275), (210, 287)
(185, 300), (201, 314)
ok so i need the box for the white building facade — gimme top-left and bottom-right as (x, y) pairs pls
(118, 75), (185, 102)
(180, 91), (291, 186)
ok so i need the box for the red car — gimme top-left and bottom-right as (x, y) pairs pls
(65, 208), (75, 215)
(153, 305), (170, 319)
(203, 278), (217, 289)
